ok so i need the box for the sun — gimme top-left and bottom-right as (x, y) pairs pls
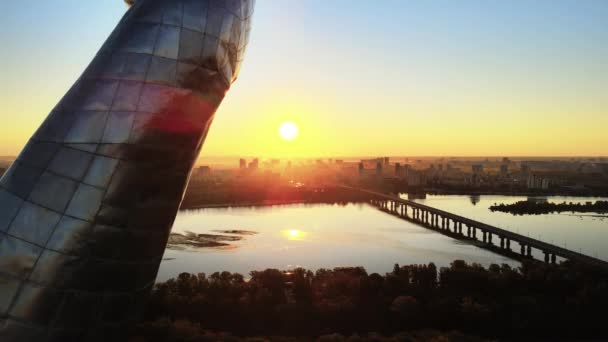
(278, 121), (299, 141)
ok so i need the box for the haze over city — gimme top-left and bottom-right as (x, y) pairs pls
(1, 1), (607, 159)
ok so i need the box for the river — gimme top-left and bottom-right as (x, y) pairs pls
(157, 195), (607, 281)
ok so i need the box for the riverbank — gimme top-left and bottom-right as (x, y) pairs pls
(180, 199), (322, 210)
(425, 188), (608, 197)
(490, 200), (608, 215)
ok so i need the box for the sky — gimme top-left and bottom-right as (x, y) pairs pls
(0, 0), (607, 159)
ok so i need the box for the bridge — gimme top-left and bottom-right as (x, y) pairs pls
(341, 186), (608, 271)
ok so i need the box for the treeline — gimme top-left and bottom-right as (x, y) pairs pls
(490, 200), (608, 215)
(131, 261), (608, 340)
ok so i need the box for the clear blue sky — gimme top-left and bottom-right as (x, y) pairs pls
(1, 1), (607, 157)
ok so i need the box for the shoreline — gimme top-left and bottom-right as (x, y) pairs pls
(180, 193), (608, 211)
(180, 199), (367, 210)
(425, 189), (608, 197)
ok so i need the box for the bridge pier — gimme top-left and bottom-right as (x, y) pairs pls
(527, 245), (532, 257)
(544, 251), (550, 263)
(500, 237), (505, 249)
(506, 239), (511, 251)
(521, 244), (525, 255)
(482, 231), (487, 243)
(487, 232), (493, 245)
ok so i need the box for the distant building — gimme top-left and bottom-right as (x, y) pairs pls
(384, 157), (390, 165)
(500, 164), (508, 175)
(407, 169), (426, 187)
(403, 164), (411, 176)
(395, 163), (402, 177)
(521, 163), (531, 174)
(248, 158), (259, 169)
(191, 166), (211, 180)
(527, 174), (550, 190)
(358, 162), (364, 176)
(376, 162), (383, 175)
(239, 158), (246, 169)
(472, 164), (484, 174)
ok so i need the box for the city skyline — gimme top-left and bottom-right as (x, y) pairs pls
(1, 1), (608, 158)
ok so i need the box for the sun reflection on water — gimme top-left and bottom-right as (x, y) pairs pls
(283, 229), (308, 241)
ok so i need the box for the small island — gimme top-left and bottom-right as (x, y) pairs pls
(489, 200), (608, 215)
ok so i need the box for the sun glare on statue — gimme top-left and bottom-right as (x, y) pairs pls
(279, 122), (299, 141)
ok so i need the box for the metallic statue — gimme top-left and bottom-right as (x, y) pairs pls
(0, 0), (253, 340)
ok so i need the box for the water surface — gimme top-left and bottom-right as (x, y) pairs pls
(408, 195), (608, 261)
(158, 203), (514, 281)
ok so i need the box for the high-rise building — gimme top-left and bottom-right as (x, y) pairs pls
(240, 158), (247, 169)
